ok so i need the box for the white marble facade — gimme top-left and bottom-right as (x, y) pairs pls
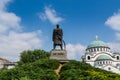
(82, 36), (120, 74)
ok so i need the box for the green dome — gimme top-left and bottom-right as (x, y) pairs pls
(87, 40), (108, 48)
(96, 55), (112, 60)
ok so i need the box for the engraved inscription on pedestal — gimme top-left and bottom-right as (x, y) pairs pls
(50, 49), (67, 60)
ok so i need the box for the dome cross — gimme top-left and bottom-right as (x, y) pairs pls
(96, 35), (98, 40)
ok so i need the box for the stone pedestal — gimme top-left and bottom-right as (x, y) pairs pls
(50, 49), (67, 62)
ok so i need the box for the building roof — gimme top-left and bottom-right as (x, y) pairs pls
(87, 36), (108, 48)
(96, 55), (112, 60)
(0, 58), (9, 63)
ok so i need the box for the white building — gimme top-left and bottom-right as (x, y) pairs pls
(0, 58), (9, 69)
(82, 36), (120, 74)
(0, 58), (17, 69)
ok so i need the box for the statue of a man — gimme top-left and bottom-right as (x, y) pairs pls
(52, 24), (63, 50)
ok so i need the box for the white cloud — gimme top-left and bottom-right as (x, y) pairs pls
(0, 31), (42, 61)
(39, 6), (63, 25)
(0, 0), (43, 61)
(107, 42), (120, 52)
(115, 32), (120, 41)
(66, 43), (86, 60)
(105, 10), (120, 52)
(0, 0), (11, 11)
(0, 12), (21, 33)
(105, 11), (120, 31)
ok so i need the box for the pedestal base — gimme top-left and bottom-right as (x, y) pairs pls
(50, 49), (67, 61)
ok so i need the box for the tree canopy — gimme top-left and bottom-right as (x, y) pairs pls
(19, 49), (49, 64)
(0, 59), (59, 80)
(0, 50), (120, 80)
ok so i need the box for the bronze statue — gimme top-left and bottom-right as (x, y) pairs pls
(52, 24), (63, 50)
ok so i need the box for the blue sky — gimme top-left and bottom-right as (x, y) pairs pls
(0, 0), (120, 61)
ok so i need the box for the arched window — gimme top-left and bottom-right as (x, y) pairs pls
(106, 61), (107, 64)
(94, 48), (96, 51)
(108, 67), (111, 70)
(87, 56), (90, 60)
(117, 56), (119, 60)
(97, 48), (99, 51)
(91, 49), (93, 52)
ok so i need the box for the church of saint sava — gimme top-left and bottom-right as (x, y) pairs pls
(82, 36), (120, 74)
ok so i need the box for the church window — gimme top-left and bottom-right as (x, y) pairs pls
(94, 48), (96, 51)
(106, 61), (107, 64)
(91, 49), (93, 52)
(87, 56), (90, 60)
(108, 67), (111, 70)
(100, 61), (102, 64)
(117, 56), (119, 60)
(97, 48), (99, 51)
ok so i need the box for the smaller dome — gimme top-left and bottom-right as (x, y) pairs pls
(96, 55), (112, 60)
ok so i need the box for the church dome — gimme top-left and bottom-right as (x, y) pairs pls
(87, 40), (108, 48)
(87, 36), (108, 48)
(96, 55), (112, 60)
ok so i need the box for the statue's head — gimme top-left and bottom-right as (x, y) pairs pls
(56, 24), (59, 28)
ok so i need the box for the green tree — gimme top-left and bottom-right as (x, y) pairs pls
(0, 59), (59, 80)
(19, 49), (50, 64)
